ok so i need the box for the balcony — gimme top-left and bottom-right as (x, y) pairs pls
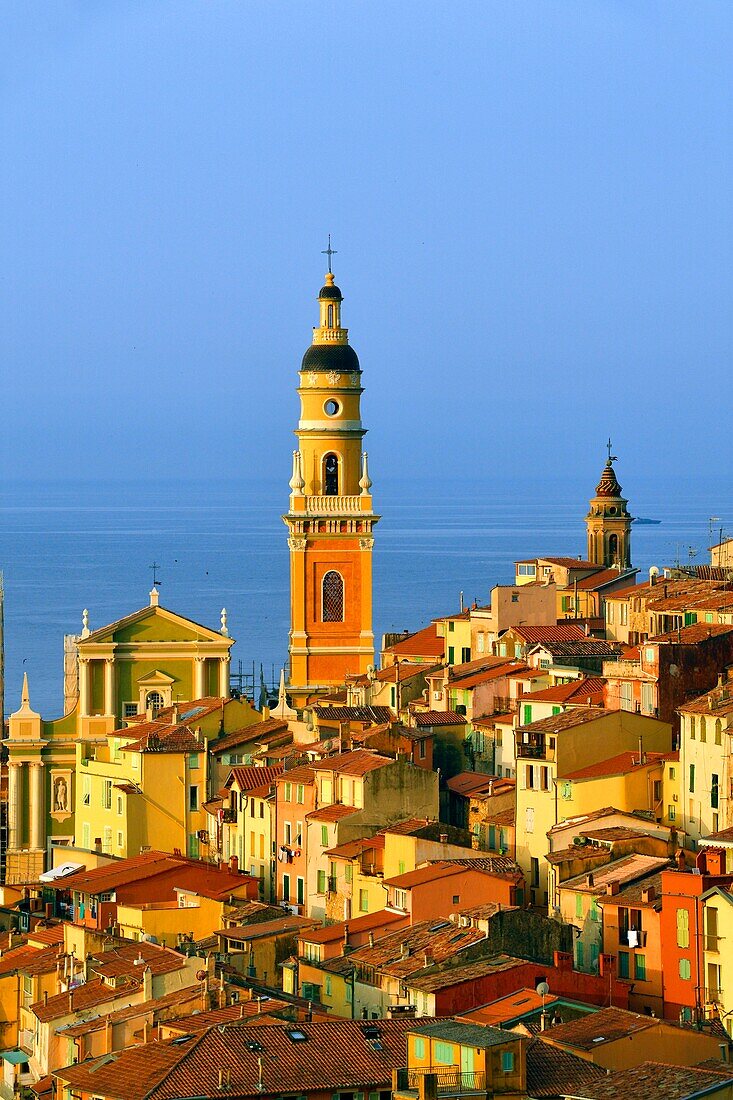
(393, 1068), (489, 1099)
(305, 494), (363, 515)
(705, 935), (721, 953)
(221, 808), (237, 824)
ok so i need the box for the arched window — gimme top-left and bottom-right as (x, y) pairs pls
(324, 453), (339, 496)
(608, 533), (619, 562)
(327, 303), (334, 327)
(715, 719), (723, 746)
(146, 691), (164, 718)
(322, 571), (344, 622)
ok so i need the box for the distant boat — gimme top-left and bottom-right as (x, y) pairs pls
(632, 517), (661, 525)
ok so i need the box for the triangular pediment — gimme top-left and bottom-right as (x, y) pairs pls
(136, 669), (176, 688)
(80, 603), (231, 647)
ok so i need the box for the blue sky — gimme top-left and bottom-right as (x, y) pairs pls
(1, 3), (731, 489)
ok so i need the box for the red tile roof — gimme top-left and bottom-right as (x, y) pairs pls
(32, 978), (135, 1022)
(314, 749), (394, 776)
(312, 706), (393, 724)
(523, 677), (606, 705)
(88, 942), (187, 981)
(384, 624), (446, 658)
(299, 909), (408, 945)
(409, 709), (467, 727)
(305, 803), (360, 823)
(226, 765), (284, 791)
(575, 1061), (733, 1099)
(506, 624), (587, 644)
(563, 750), (671, 781)
(211, 719), (291, 755)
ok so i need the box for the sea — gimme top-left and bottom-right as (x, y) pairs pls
(0, 475), (730, 719)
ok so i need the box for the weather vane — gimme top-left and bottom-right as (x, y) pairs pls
(150, 561), (162, 587)
(606, 437), (618, 464)
(321, 234), (337, 273)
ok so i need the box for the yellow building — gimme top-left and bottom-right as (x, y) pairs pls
(74, 695), (258, 861)
(702, 884), (733, 1031)
(514, 709), (673, 906)
(434, 611), (472, 666)
(284, 264), (379, 701)
(393, 1020), (526, 1100)
(6, 592), (235, 882)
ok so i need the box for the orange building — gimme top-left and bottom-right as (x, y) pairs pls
(284, 262), (379, 699)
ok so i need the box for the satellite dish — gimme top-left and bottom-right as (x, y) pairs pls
(536, 981), (550, 997)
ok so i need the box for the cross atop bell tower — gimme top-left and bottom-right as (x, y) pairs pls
(283, 263), (379, 704)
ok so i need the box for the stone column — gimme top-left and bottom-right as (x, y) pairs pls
(29, 762), (45, 850)
(7, 761), (21, 851)
(79, 659), (91, 716)
(194, 657), (206, 700)
(104, 658), (115, 719)
(218, 658), (230, 700)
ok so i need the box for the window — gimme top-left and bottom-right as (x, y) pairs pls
(324, 453), (339, 495)
(317, 870), (326, 894)
(187, 833), (199, 858)
(501, 1051), (515, 1073)
(620, 604), (628, 626)
(117, 830), (124, 849)
(689, 764), (695, 794)
(359, 889), (369, 912)
(448, 646), (455, 664)
(296, 784), (305, 804)
(619, 682), (632, 711)
(618, 951), (629, 978)
(517, 563), (536, 577)
(705, 612), (714, 623)
(116, 795), (123, 816)
(715, 720), (723, 746)
(325, 975), (332, 996)
(345, 864), (352, 884)
(189, 753), (200, 769)
(477, 634), (485, 654)
(712, 774), (719, 810)
(679, 958), (691, 980)
(700, 717), (707, 743)
(575, 894), (583, 919)
(418, 739), (426, 760)
(414, 1037), (425, 1060)
(634, 954), (646, 981)
(82, 822), (91, 849)
(690, 716), (696, 740)
(282, 875), (290, 902)
(523, 704), (532, 725)
(321, 825), (329, 846)
(146, 691), (164, 717)
(103, 780), (112, 810)
(297, 877), (304, 906)
(102, 825), (113, 854)
(82, 776), (91, 806)
(590, 899), (600, 922)
(189, 786), (199, 812)
(576, 941), (584, 968)
(123, 702), (139, 719)
(461, 647), (471, 663)
(284, 782), (292, 802)
(322, 571), (344, 622)
(676, 908), (689, 948)
(668, 804), (676, 821)
(434, 1042), (455, 1066)
(284, 822), (292, 845)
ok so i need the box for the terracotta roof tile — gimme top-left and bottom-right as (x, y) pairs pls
(314, 749), (394, 776)
(564, 750), (671, 781)
(211, 719), (290, 755)
(32, 978), (135, 1022)
(409, 709), (467, 727)
(305, 803), (360, 822)
(525, 1036), (608, 1096)
(312, 706), (393, 724)
(570, 1059), (733, 1098)
(226, 765), (284, 791)
(507, 624), (588, 644)
(384, 624), (445, 658)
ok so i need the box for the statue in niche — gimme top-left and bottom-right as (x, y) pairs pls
(54, 776), (68, 813)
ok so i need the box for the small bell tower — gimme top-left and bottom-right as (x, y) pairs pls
(586, 441), (632, 569)
(284, 254), (379, 701)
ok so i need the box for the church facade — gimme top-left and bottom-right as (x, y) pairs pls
(4, 590), (234, 883)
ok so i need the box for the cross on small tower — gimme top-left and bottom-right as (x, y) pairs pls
(149, 561), (162, 588)
(606, 438), (618, 464)
(321, 234), (337, 273)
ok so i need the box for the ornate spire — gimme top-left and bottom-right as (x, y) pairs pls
(595, 461), (623, 498)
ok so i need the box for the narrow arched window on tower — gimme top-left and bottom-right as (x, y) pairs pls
(324, 453), (339, 495)
(328, 304), (334, 327)
(608, 533), (619, 563)
(322, 570), (344, 622)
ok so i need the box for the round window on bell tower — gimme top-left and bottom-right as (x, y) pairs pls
(324, 399), (340, 417)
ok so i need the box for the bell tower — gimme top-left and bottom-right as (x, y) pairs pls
(284, 261), (379, 701)
(586, 442), (632, 570)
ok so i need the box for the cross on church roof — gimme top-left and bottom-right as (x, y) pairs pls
(149, 561), (162, 587)
(606, 437), (618, 464)
(321, 234), (337, 273)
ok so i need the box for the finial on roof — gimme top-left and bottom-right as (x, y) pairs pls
(21, 671), (30, 706)
(272, 667), (297, 720)
(220, 608), (229, 637)
(149, 587), (160, 607)
(81, 609), (90, 639)
(359, 452), (372, 496)
(321, 234), (337, 274)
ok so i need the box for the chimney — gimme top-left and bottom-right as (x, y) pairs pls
(676, 848), (686, 872)
(229, 855), (239, 874)
(400, 943), (410, 959)
(45, 903), (52, 920)
(343, 923), (350, 947)
(172, 703), (179, 724)
(439, 833), (448, 844)
(43, 991), (48, 1006)
(585, 873), (594, 888)
(641, 886), (655, 903)
(605, 881), (620, 895)
(94, 837), (102, 853)
(368, 932), (375, 948)
(143, 964), (153, 1002)
(68, 990), (73, 1012)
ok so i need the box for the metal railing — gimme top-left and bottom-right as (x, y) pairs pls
(406, 1069), (488, 1094)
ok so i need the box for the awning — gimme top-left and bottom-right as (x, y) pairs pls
(0, 1050), (29, 1064)
(38, 863), (84, 883)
